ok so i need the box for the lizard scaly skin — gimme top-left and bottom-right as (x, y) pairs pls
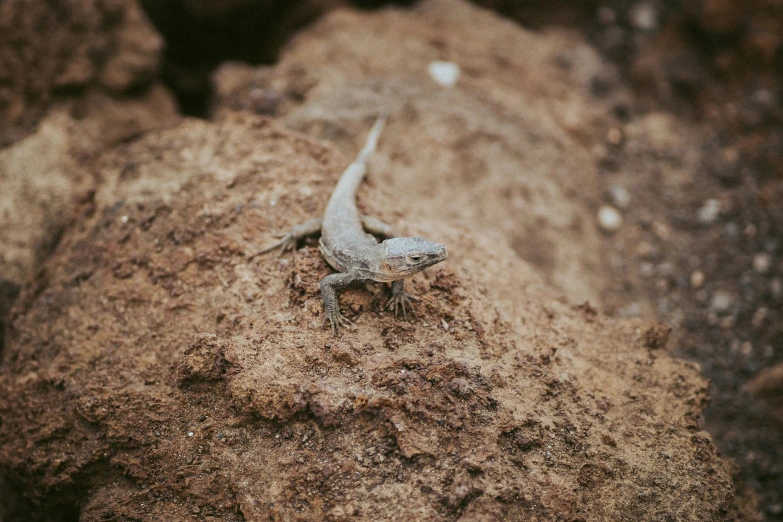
(255, 116), (448, 334)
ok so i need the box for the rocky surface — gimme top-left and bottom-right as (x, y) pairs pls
(213, 0), (634, 305)
(0, 112), (744, 520)
(0, 95), (178, 352)
(139, 0), (345, 115)
(0, 0), (779, 520)
(0, 0), (179, 354)
(0, 0), (166, 146)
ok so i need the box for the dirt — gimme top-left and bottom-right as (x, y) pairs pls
(0, 0), (167, 147)
(1, 0), (782, 520)
(0, 111), (746, 520)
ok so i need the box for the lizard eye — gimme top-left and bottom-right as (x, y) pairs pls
(409, 255), (422, 262)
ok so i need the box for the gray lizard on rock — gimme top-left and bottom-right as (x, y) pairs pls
(255, 115), (448, 334)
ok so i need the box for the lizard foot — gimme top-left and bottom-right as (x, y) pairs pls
(324, 309), (354, 336)
(386, 292), (419, 320)
(250, 232), (296, 258)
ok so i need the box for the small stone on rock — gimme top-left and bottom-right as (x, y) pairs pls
(606, 127), (624, 146)
(630, 2), (657, 30)
(428, 61), (460, 87)
(753, 253), (771, 274)
(606, 184), (630, 209)
(709, 290), (733, 313)
(697, 199), (721, 224)
(597, 205), (623, 232)
(690, 270), (705, 289)
(652, 221), (671, 241)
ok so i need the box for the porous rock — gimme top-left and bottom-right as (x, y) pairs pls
(0, 113), (742, 520)
(212, 0), (631, 304)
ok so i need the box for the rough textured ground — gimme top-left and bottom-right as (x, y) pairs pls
(0, 112), (744, 521)
(1, 0), (781, 520)
(0, 0), (167, 146)
(214, 0), (629, 305)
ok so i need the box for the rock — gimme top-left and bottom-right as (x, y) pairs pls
(428, 61), (461, 87)
(139, 0), (344, 113)
(690, 270), (705, 289)
(0, 0), (166, 146)
(709, 289), (734, 313)
(698, 199), (721, 224)
(606, 126), (624, 146)
(606, 183), (630, 209)
(597, 205), (623, 232)
(0, 114), (92, 296)
(97, 2), (164, 93)
(213, 0), (623, 304)
(0, 113), (742, 521)
(752, 253), (771, 274)
(629, 2), (658, 30)
(0, 92), (178, 351)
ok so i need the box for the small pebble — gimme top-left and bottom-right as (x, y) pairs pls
(630, 2), (657, 30)
(769, 278), (782, 301)
(428, 61), (460, 87)
(606, 127), (624, 146)
(606, 184), (631, 209)
(636, 241), (654, 258)
(752, 307), (767, 328)
(597, 205), (623, 232)
(753, 253), (771, 274)
(697, 199), (721, 224)
(709, 290), (733, 313)
(690, 270), (705, 289)
(652, 221), (671, 241)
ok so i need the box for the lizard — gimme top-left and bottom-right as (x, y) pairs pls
(254, 115), (448, 335)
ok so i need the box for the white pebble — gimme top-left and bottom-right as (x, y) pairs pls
(428, 61), (460, 87)
(690, 270), (705, 289)
(709, 290), (733, 313)
(597, 205), (623, 232)
(753, 253), (771, 274)
(697, 199), (721, 224)
(606, 184), (631, 209)
(630, 2), (657, 30)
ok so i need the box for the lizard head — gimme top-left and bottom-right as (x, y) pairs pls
(377, 237), (448, 280)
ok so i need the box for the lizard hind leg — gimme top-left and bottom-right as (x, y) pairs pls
(361, 215), (395, 239)
(250, 217), (323, 258)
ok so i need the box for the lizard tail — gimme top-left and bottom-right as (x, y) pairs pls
(354, 112), (388, 166)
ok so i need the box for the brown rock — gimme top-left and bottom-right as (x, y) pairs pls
(0, 90), (178, 351)
(0, 0), (166, 146)
(0, 112), (742, 520)
(213, 0), (626, 304)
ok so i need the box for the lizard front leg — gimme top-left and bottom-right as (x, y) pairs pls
(387, 279), (419, 320)
(250, 217), (322, 258)
(320, 272), (360, 335)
